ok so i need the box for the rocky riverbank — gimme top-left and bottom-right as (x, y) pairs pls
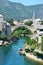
(19, 48), (43, 63)
(25, 53), (43, 63)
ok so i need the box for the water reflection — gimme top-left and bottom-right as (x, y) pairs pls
(0, 45), (12, 65)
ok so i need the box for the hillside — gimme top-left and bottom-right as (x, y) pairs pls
(0, 0), (43, 20)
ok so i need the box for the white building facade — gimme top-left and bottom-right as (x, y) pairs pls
(0, 14), (3, 31)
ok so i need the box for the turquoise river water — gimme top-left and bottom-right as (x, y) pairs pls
(0, 37), (43, 65)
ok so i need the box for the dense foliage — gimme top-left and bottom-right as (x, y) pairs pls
(26, 37), (37, 51)
(24, 21), (33, 26)
(12, 27), (32, 38)
(0, 0), (43, 20)
(0, 35), (7, 41)
(41, 36), (43, 51)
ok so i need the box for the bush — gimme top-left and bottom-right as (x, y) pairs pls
(41, 20), (43, 25)
(30, 44), (36, 51)
(33, 52), (37, 56)
(0, 35), (7, 41)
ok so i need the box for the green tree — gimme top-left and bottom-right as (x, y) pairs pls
(24, 21), (33, 26)
(7, 18), (13, 25)
(26, 38), (37, 51)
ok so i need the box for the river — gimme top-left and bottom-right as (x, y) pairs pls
(0, 37), (43, 65)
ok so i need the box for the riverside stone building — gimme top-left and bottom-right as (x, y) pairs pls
(2, 21), (12, 39)
(0, 14), (11, 39)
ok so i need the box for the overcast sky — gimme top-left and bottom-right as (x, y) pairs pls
(9, 0), (43, 6)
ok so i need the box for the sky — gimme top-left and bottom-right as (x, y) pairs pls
(9, 0), (43, 6)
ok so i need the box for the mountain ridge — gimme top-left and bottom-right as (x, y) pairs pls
(0, 0), (43, 20)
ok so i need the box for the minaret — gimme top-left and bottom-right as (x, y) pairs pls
(32, 11), (35, 27)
